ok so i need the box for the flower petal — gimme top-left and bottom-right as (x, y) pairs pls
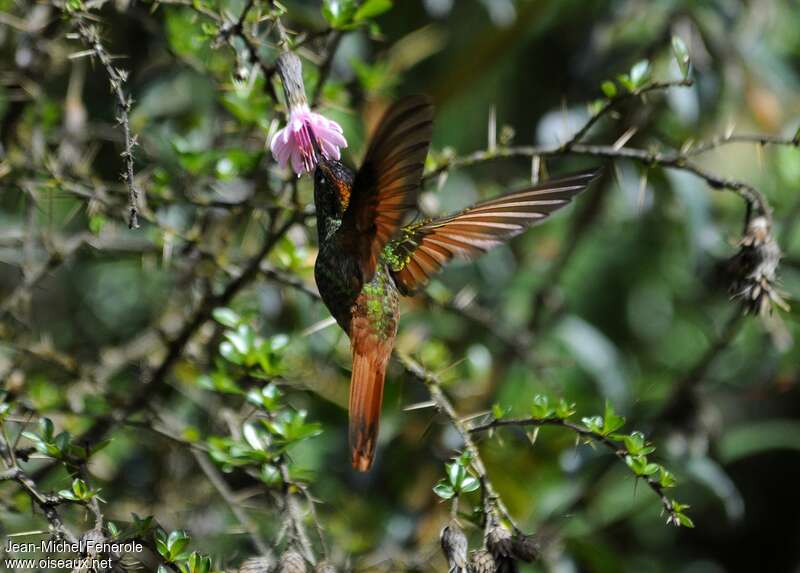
(290, 149), (305, 174)
(269, 107), (349, 175)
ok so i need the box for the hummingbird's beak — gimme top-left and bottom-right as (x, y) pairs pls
(308, 132), (325, 166)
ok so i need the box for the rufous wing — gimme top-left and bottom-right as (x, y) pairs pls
(388, 170), (600, 295)
(343, 96), (434, 280)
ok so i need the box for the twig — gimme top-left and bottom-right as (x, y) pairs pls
(397, 353), (521, 533)
(74, 22), (141, 229)
(31, 211), (302, 482)
(0, 435), (79, 544)
(561, 79), (694, 151)
(276, 461), (316, 564)
(686, 132), (800, 156)
(424, 141), (776, 222)
(191, 449), (273, 556)
(467, 416), (681, 524)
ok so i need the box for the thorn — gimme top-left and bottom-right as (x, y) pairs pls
(613, 126), (638, 150)
(487, 105), (496, 153)
(531, 155), (540, 184)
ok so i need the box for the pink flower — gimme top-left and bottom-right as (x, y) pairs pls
(270, 105), (347, 174)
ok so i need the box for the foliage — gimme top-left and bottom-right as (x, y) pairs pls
(1, 0), (800, 572)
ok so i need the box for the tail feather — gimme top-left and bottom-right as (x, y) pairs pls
(349, 344), (391, 471)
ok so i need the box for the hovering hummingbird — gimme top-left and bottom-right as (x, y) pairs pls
(311, 95), (598, 471)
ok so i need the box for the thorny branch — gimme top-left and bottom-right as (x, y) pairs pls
(30, 210), (302, 483)
(467, 416), (682, 525)
(561, 79), (694, 152)
(73, 21), (141, 229)
(0, 432), (79, 544)
(423, 80), (798, 229)
(190, 448), (273, 556)
(398, 353), (522, 534)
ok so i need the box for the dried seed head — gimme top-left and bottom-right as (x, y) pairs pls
(440, 520), (468, 572)
(278, 550), (307, 573)
(238, 555), (276, 573)
(511, 533), (541, 563)
(728, 216), (789, 315)
(468, 549), (496, 573)
(315, 561), (337, 573)
(485, 523), (513, 560)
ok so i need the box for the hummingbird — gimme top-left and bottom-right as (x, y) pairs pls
(311, 95), (598, 471)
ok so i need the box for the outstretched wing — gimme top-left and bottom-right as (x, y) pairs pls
(388, 170), (599, 295)
(342, 95), (434, 280)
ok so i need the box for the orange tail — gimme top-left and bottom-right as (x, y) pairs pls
(349, 341), (391, 471)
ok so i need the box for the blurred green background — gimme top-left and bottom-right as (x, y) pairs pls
(1, 0), (800, 571)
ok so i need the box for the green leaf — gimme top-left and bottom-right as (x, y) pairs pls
(39, 418), (54, 441)
(602, 401), (625, 435)
(167, 530), (190, 561)
(322, 0), (357, 28)
(21, 431), (43, 446)
(555, 398), (576, 419)
(246, 384), (281, 411)
(242, 423), (267, 451)
(219, 341), (242, 365)
(588, 98), (606, 115)
(260, 464), (281, 486)
(72, 478), (89, 499)
(617, 73), (635, 93)
(90, 439), (112, 455)
(581, 415), (604, 434)
(58, 488), (79, 501)
(460, 475), (480, 493)
(601, 80), (617, 98)
(642, 462), (661, 476)
(625, 454), (649, 476)
(433, 480), (455, 500)
(198, 372), (242, 395)
(456, 450), (473, 466)
(447, 462), (466, 488)
(629, 59), (651, 88)
(155, 538), (170, 559)
(89, 214), (107, 235)
(531, 394), (553, 419)
(670, 501), (694, 527)
(658, 467), (676, 488)
(671, 36), (690, 78)
(354, 0), (392, 21)
(492, 403), (509, 420)
(54, 431), (71, 454)
(212, 307), (241, 328)
(270, 334), (289, 352)
(187, 552), (211, 573)
(622, 431), (654, 455)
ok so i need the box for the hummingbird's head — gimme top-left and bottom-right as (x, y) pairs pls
(314, 154), (353, 217)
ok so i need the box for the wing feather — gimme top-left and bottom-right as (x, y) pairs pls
(388, 170), (600, 295)
(343, 96), (434, 279)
